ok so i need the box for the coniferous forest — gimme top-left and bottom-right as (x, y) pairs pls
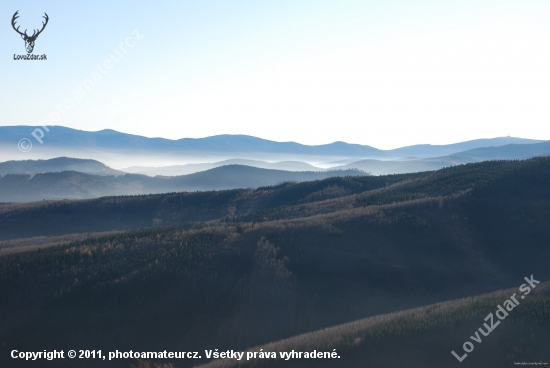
(1, 158), (549, 367)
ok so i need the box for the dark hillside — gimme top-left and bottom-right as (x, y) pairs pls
(2, 158), (549, 240)
(0, 165), (365, 202)
(0, 158), (550, 367)
(0, 158), (549, 367)
(197, 283), (550, 368)
(0, 172), (413, 240)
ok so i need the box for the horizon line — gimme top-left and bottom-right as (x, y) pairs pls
(0, 124), (546, 151)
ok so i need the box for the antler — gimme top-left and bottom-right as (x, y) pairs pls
(11, 11), (27, 37)
(11, 11), (49, 40)
(32, 13), (49, 38)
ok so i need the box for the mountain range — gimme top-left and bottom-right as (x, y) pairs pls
(336, 141), (550, 175)
(0, 157), (124, 177)
(2, 139), (550, 180)
(0, 126), (544, 168)
(1, 126), (549, 201)
(123, 159), (323, 176)
(1, 158), (549, 367)
(0, 165), (365, 202)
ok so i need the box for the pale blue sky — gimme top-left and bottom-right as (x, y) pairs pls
(1, 0), (549, 148)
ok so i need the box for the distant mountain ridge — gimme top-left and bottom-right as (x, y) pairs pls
(451, 140), (550, 161)
(0, 157), (123, 177)
(0, 126), (544, 167)
(0, 165), (366, 202)
(123, 159), (323, 176)
(2, 140), (549, 179)
(336, 141), (550, 175)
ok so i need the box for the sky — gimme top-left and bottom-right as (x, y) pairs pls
(1, 0), (549, 149)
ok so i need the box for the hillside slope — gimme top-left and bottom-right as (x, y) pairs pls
(0, 157), (123, 176)
(123, 160), (323, 176)
(196, 283), (550, 368)
(0, 165), (365, 202)
(0, 158), (548, 368)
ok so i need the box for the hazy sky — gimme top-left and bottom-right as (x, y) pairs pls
(1, 0), (549, 149)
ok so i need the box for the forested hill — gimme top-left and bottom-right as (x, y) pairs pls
(0, 158), (549, 367)
(196, 283), (550, 368)
(0, 157), (124, 177)
(0, 158), (548, 240)
(0, 165), (365, 202)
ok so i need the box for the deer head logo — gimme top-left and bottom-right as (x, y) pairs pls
(11, 11), (49, 54)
